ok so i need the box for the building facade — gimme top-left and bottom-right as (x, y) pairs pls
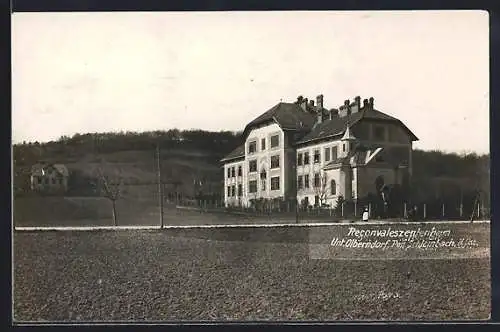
(221, 94), (418, 208)
(30, 163), (69, 194)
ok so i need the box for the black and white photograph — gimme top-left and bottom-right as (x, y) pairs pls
(12, 10), (490, 322)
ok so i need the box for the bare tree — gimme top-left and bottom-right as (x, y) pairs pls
(313, 172), (331, 207)
(92, 164), (124, 226)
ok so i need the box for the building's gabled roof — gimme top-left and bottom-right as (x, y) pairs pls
(324, 144), (383, 170)
(323, 155), (353, 169)
(31, 163), (69, 177)
(341, 125), (356, 141)
(298, 111), (363, 145)
(324, 144), (410, 170)
(242, 102), (316, 138)
(297, 108), (418, 145)
(220, 144), (245, 162)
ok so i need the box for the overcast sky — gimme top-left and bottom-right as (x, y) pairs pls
(12, 11), (489, 154)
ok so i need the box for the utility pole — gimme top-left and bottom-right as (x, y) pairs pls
(156, 143), (164, 229)
(471, 189), (483, 223)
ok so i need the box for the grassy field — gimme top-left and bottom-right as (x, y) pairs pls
(17, 195), (484, 228)
(13, 223), (490, 322)
(13, 197), (283, 227)
(14, 196), (350, 227)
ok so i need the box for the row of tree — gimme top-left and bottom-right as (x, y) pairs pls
(14, 129), (243, 164)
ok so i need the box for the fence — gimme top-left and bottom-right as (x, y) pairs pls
(15, 185), (490, 228)
(178, 198), (491, 223)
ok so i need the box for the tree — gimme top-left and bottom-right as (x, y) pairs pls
(334, 195), (345, 215)
(313, 172), (331, 206)
(92, 164), (124, 226)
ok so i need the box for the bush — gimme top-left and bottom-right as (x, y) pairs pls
(334, 196), (345, 214)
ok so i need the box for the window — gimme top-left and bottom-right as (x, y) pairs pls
(342, 144), (346, 152)
(374, 125), (385, 141)
(297, 175), (303, 190)
(314, 173), (320, 188)
(227, 186), (231, 197)
(249, 180), (257, 193)
(52, 178), (56, 185)
(271, 176), (280, 190)
(324, 147), (330, 162)
(297, 153), (303, 166)
(260, 170), (267, 191)
(332, 146), (338, 161)
(227, 168), (231, 178)
(237, 166), (242, 177)
(37, 177), (42, 184)
(387, 126), (393, 141)
(261, 138), (266, 151)
(304, 152), (310, 165)
(271, 155), (280, 169)
(238, 184), (243, 196)
(391, 146), (410, 165)
(314, 150), (320, 163)
(270, 134), (279, 148)
(375, 154), (385, 163)
(304, 174), (310, 188)
(248, 141), (257, 154)
(231, 167), (235, 178)
(231, 185), (236, 197)
(350, 142), (354, 151)
(330, 180), (336, 195)
(249, 160), (257, 173)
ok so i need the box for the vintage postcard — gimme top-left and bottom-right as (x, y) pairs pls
(12, 10), (490, 322)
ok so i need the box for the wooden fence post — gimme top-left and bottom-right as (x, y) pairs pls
(404, 202), (407, 219)
(368, 203), (372, 218)
(341, 202), (344, 218)
(354, 200), (357, 217)
(442, 203), (445, 218)
(423, 203), (427, 219)
(477, 201), (481, 219)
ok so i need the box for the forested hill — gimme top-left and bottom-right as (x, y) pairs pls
(13, 129), (243, 164)
(13, 129), (489, 204)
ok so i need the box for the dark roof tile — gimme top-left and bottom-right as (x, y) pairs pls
(220, 144), (245, 162)
(298, 108), (418, 144)
(243, 103), (316, 137)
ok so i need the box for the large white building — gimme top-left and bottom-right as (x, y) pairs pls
(221, 94), (418, 208)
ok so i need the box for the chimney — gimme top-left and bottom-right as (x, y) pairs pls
(363, 99), (369, 109)
(316, 94), (324, 109)
(369, 97), (374, 109)
(354, 96), (361, 107)
(317, 109), (323, 124)
(330, 109), (339, 120)
(344, 99), (351, 116)
(309, 100), (315, 108)
(300, 97), (308, 111)
(351, 96), (361, 114)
